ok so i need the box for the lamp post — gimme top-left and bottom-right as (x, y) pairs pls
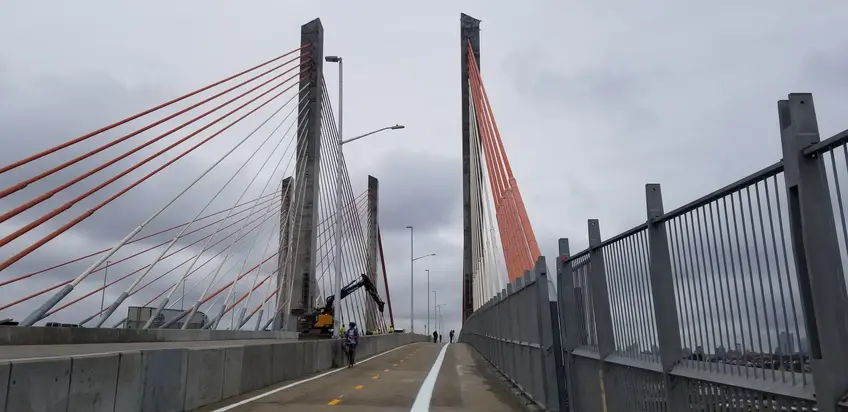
(435, 303), (445, 338)
(324, 124), (402, 338)
(327, 51), (405, 339)
(405, 224), (434, 335)
(432, 290), (437, 336)
(425, 269), (430, 335)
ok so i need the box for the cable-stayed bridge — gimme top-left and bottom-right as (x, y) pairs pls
(1, 13), (848, 412)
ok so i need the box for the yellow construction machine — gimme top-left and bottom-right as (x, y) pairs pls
(297, 274), (385, 337)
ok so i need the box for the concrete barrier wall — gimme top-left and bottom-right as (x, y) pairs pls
(0, 333), (428, 412)
(0, 326), (298, 346)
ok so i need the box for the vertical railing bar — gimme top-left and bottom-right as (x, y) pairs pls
(574, 260), (588, 348)
(705, 201), (730, 377)
(729, 190), (754, 379)
(755, 181), (782, 382)
(628, 232), (650, 361)
(743, 185), (769, 376)
(837, 146), (848, 259)
(683, 210), (708, 371)
(695, 206), (722, 374)
(716, 195), (741, 379)
(634, 231), (659, 362)
(670, 217), (694, 369)
(672, 217), (697, 369)
(606, 240), (626, 355)
(613, 237), (637, 357)
(771, 176), (806, 387)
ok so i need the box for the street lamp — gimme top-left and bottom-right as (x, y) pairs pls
(435, 303), (446, 338)
(425, 269), (430, 335)
(325, 55), (404, 338)
(432, 289), (437, 336)
(405, 225), (437, 334)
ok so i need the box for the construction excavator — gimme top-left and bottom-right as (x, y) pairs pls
(297, 273), (385, 337)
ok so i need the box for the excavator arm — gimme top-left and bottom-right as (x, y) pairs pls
(324, 274), (385, 315)
(299, 274), (385, 336)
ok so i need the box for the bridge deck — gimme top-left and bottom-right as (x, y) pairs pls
(196, 342), (524, 412)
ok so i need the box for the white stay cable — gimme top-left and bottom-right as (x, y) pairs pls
(20, 82), (305, 327)
(93, 90), (306, 327)
(203, 106), (309, 329)
(140, 91), (306, 330)
(181, 110), (309, 331)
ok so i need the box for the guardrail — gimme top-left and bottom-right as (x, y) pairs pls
(462, 94), (848, 411)
(0, 332), (427, 411)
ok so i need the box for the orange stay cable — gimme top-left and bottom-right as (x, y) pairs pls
(0, 69), (307, 271)
(467, 51), (522, 278)
(0, 44), (311, 176)
(0, 60), (310, 226)
(0, 52), (310, 201)
(199, 253), (278, 306)
(468, 45), (541, 265)
(224, 275), (271, 313)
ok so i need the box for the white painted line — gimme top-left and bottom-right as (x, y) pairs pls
(209, 344), (412, 412)
(410, 343), (449, 412)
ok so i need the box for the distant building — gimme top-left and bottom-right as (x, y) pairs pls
(799, 337), (809, 354)
(778, 331), (795, 354)
(125, 306), (208, 330)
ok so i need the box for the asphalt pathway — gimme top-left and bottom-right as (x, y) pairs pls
(197, 342), (525, 411)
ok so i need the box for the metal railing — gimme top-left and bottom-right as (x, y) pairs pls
(461, 94), (848, 411)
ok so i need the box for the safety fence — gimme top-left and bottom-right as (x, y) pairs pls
(462, 94), (848, 411)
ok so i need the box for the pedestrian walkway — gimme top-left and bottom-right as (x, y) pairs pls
(197, 342), (524, 411)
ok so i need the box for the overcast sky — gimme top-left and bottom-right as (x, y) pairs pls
(2, 1), (848, 337)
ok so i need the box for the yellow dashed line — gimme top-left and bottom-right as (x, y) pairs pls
(372, 375), (379, 380)
(328, 399), (341, 405)
(355, 385), (364, 390)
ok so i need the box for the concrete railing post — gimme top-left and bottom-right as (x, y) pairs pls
(587, 219), (619, 411)
(557, 238), (578, 411)
(645, 184), (688, 410)
(778, 93), (848, 412)
(534, 257), (565, 411)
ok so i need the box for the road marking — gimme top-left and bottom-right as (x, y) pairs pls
(393, 364), (398, 367)
(328, 399), (341, 405)
(384, 369), (390, 372)
(209, 345), (409, 411)
(355, 385), (364, 389)
(372, 375), (379, 380)
(410, 344), (449, 412)
(400, 360), (404, 363)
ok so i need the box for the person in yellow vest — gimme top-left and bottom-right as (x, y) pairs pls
(339, 325), (346, 336)
(389, 325), (394, 333)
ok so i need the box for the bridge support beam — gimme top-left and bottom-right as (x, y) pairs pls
(365, 176), (380, 333)
(284, 18), (324, 331)
(460, 12), (481, 323)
